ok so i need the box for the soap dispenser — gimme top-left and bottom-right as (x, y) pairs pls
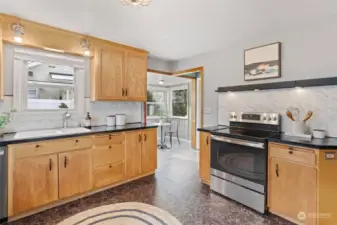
(84, 112), (92, 128)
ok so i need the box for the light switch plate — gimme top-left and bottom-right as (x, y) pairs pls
(204, 108), (211, 114)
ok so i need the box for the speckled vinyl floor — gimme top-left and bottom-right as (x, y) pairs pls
(7, 141), (294, 225)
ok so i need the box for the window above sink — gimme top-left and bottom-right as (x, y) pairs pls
(12, 47), (85, 115)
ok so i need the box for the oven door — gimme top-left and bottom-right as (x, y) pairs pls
(210, 135), (266, 188)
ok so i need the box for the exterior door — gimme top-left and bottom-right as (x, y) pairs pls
(58, 149), (93, 199)
(199, 132), (210, 184)
(125, 131), (142, 178)
(11, 154), (58, 215)
(98, 47), (125, 100)
(141, 129), (157, 174)
(125, 51), (147, 101)
(268, 158), (317, 225)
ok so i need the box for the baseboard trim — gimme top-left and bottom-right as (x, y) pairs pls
(8, 171), (156, 222)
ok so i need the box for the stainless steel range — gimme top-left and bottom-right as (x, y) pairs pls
(210, 112), (280, 213)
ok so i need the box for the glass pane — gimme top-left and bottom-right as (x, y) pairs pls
(26, 61), (75, 110)
(172, 89), (187, 117)
(147, 103), (165, 116)
(147, 90), (165, 103)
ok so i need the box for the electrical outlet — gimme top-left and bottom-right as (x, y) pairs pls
(204, 108), (211, 114)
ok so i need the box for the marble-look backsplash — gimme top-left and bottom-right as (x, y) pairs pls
(0, 97), (142, 133)
(218, 86), (337, 137)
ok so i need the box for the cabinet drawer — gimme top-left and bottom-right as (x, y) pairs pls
(94, 133), (125, 146)
(93, 143), (125, 167)
(11, 136), (93, 159)
(269, 143), (316, 166)
(93, 162), (125, 188)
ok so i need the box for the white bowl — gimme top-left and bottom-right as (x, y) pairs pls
(312, 129), (325, 139)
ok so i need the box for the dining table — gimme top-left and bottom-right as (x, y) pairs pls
(152, 122), (171, 149)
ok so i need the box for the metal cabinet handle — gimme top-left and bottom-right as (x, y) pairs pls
(276, 164), (279, 177)
(36, 144), (40, 148)
(75, 140), (79, 143)
(125, 88), (128, 97)
(109, 145), (112, 149)
(144, 133), (147, 142)
(64, 156), (68, 168)
(206, 136), (209, 145)
(49, 159), (52, 171)
(122, 88), (125, 96)
(139, 134), (142, 142)
(288, 147), (294, 154)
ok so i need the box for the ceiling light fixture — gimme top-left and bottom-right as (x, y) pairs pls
(118, 0), (152, 7)
(12, 23), (24, 43)
(157, 79), (164, 85)
(80, 39), (91, 57)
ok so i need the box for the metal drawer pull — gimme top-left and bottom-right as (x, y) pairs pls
(144, 134), (147, 141)
(109, 145), (112, 149)
(276, 164), (279, 177)
(75, 140), (79, 143)
(36, 144), (40, 148)
(139, 134), (142, 142)
(122, 88), (125, 96)
(64, 156), (68, 168)
(49, 159), (52, 171)
(288, 147), (294, 154)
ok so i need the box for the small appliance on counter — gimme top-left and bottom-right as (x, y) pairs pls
(106, 115), (116, 127)
(210, 112), (281, 213)
(115, 114), (126, 126)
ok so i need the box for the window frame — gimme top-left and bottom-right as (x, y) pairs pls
(146, 86), (168, 119)
(170, 84), (189, 119)
(13, 47), (85, 117)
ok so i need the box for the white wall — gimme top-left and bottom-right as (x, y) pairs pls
(147, 56), (173, 72)
(0, 45), (142, 133)
(171, 17), (337, 127)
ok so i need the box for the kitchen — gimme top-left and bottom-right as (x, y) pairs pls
(0, 1), (337, 225)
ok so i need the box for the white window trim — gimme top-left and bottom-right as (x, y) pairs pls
(13, 47), (85, 118)
(170, 84), (189, 118)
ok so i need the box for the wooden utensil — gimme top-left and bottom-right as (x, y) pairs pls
(286, 110), (295, 121)
(303, 111), (313, 122)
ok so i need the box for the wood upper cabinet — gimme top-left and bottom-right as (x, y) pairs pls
(58, 149), (93, 199)
(199, 132), (211, 184)
(141, 129), (157, 174)
(125, 131), (142, 178)
(125, 51), (147, 101)
(268, 158), (317, 225)
(91, 46), (147, 102)
(91, 46), (126, 100)
(10, 154), (58, 216)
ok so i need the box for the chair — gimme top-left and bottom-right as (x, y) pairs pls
(164, 120), (180, 148)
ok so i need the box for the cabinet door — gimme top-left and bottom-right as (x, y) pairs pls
(199, 132), (211, 184)
(125, 51), (147, 101)
(11, 154), (58, 215)
(141, 129), (157, 174)
(268, 158), (317, 225)
(58, 149), (93, 199)
(125, 131), (142, 178)
(95, 47), (126, 100)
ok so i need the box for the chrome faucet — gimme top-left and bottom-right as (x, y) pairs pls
(63, 111), (71, 128)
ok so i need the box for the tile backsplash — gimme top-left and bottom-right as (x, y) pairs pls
(0, 97), (142, 133)
(218, 86), (337, 137)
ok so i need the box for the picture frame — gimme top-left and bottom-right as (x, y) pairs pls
(244, 42), (281, 81)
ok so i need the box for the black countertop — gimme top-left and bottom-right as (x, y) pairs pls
(197, 125), (228, 133)
(0, 123), (158, 147)
(268, 134), (337, 150)
(199, 125), (337, 150)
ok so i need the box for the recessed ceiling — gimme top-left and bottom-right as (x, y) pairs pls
(0, 0), (336, 60)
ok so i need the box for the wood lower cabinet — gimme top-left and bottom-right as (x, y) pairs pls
(268, 158), (317, 225)
(141, 129), (157, 174)
(199, 132), (211, 184)
(8, 128), (157, 217)
(10, 154), (58, 216)
(58, 149), (93, 199)
(125, 131), (142, 178)
(125, 51), (147, 101)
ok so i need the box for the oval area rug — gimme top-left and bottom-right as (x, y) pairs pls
(57, 202), (182, 225)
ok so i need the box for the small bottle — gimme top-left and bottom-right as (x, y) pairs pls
(84, 112), (92, 128)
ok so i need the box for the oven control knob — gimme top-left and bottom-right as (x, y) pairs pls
(234, 115), (237, 119)
(263, 117), (267, 120)
(273, 117), (277, 121)
(268, 117), (272, 121)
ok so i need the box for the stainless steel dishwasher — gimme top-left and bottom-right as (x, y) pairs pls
(0, 146), (7, 224)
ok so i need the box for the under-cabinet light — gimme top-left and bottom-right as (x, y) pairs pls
(43, 47), (65, 53)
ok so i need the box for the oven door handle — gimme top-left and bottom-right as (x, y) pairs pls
(211, 135), (265, 149)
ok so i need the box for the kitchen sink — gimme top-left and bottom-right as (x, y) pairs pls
(14, 127), (91, 139)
